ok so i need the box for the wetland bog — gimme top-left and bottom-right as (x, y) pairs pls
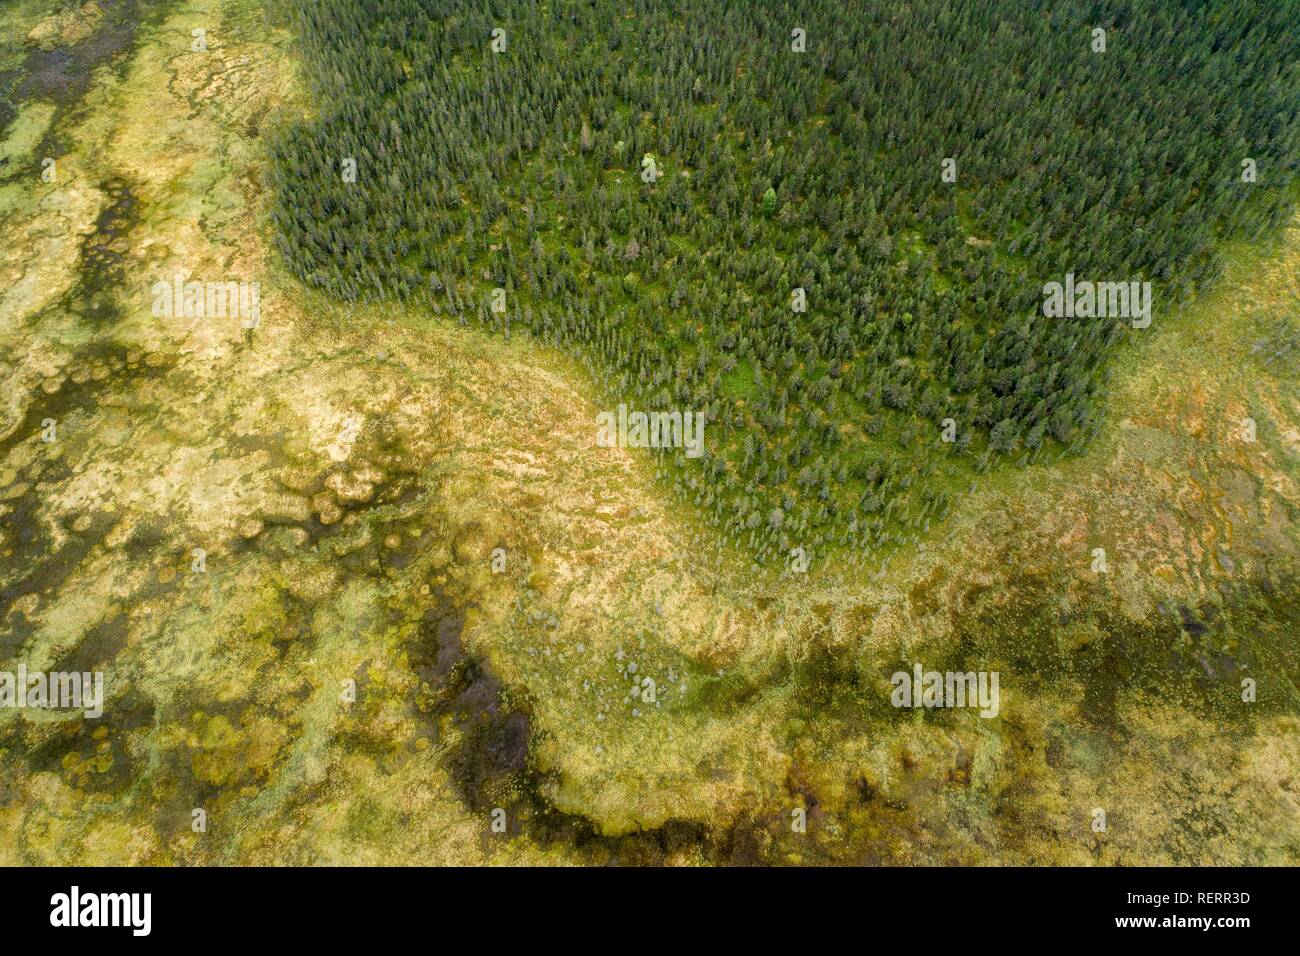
(0, 0), (1296, 866)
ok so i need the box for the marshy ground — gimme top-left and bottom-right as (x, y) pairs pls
(0, 0), (1296, 864)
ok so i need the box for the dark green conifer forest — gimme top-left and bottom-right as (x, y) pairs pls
(268, 0), (1300, 563)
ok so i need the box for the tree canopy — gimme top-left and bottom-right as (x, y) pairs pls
(268, 0), (1300, 563)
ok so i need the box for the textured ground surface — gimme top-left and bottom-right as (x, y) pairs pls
(0, 0), (1296, 864)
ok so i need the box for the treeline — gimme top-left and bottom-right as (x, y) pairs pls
(268, 0), (1300, 563)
